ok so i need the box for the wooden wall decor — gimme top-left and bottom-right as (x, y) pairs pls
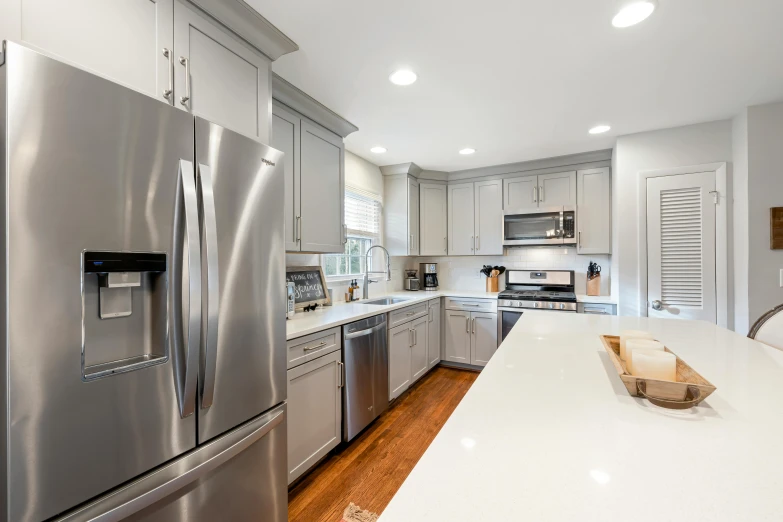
(771, 207), (783, 250)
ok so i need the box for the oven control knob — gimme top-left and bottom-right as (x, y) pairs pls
(560, 303), (565, 310)
(548, 303), (554, 309)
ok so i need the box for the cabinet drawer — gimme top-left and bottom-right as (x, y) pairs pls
(286, 327), (341, 369)
(388, 303), (428, 329)
(444, 297), (497, 313)
(577, 303), (616, 315)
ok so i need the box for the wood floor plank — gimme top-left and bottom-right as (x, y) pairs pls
(288, 366), (478, 522)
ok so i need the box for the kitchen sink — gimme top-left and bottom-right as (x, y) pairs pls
(362, 297), (411, 306)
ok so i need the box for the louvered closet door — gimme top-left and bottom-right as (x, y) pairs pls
(646, 172), (716, 322)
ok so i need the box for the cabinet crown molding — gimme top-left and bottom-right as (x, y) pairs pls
(380, 162), (422, 177)
(188, 0), (298, 60)
(273, 74), (358, 138)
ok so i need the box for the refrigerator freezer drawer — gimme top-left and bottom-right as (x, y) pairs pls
(54, 403), (287, 522)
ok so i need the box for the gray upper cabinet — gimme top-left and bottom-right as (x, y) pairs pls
(383, 175), (420, 256)
(447, 183), (475, 256)
(538, 171), (576, 207)
(10, 0), (174, 103)
(576, 167), (611, 254)
(300, 120), (345, 253)
(504, 171), (576, 209)
(419, 184), (448, 256)
(272, 104), (301, 252)
(174, 0), (271, 142)
(275, 102), (346, 254)
(503, 175), (538, 211)
(474, 179), (503, 255)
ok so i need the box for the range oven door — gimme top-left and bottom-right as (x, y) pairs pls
(499, 308), (524, 342)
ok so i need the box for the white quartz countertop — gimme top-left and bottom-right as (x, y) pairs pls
(286, 290), (498, 340)
(379, 312), (783, 521)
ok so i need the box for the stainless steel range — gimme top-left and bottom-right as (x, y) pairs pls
(498, 270), (577, 341)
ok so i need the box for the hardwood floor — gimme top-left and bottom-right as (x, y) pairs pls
(288, 366), (478, 522)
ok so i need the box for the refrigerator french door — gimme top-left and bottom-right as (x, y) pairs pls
(0, 42), (287, 522)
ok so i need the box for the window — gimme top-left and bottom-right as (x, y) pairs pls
(324, 190), (382, 279)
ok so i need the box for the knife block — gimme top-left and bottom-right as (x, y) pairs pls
(586, 275), (601, 296)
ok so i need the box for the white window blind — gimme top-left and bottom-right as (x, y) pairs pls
(344, 190), (381, 239)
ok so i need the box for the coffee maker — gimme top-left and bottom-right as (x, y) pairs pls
(419, 263), (439, 291)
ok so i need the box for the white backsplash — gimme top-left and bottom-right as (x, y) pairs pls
(286, 250), (611, 301)
(402, 248), (611, 295)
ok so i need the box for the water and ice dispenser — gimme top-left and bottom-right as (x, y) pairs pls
(82, 252), (168, 380)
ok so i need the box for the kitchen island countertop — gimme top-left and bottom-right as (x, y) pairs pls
(378, 311), (783, 521)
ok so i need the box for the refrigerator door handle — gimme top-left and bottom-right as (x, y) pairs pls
(53, 405), (286, 522)
(171, 159), (201, 418)
(197, 163), (220, 410)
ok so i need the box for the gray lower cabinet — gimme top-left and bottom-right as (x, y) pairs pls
(444, 309), (498, 367)
(577, 302), (617, 315)
(427, 299), (441, 368)
(388, 323), (412, 400)
(388, 315), (428, 401)
(286, 349), (342, 485)
(275, 101), (345, 254)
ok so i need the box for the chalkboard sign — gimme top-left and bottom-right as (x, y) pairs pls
(285, 266), (331, 310)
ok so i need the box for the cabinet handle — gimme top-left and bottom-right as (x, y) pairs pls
(578, 231), (582, 248)
(343, 224), (347, 245)
(405, 312), (415, 316)
(444, 236), (447, 253)
(476, 235), (480, 251)
(337, 361), (344, 388)
(470, 236), (474, 251)
(466, 316), (469, 333)
(472, 317), (476, 334)
(539, 186), (544, 202)
(583, 308), (609, 315)
(162, 48), (173, 100)
(303, 341), (327, 352)
(179, 56), (191, 106)
(296, 215), (301, 242)
(532, 186), (537, 203)
(429, 307), (433, 322)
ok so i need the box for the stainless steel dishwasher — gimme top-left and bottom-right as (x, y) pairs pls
(343, 314), (388, 441)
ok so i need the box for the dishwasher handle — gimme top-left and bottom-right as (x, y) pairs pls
(344, 322), (386, 340)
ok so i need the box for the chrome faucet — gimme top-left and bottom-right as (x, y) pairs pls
(363, 245), (392, 299)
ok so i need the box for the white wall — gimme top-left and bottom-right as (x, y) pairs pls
(613, 120), (733, 317)
(732, 110), (750, 333)
(408, 250), (611, 295)
(746, 102), (783, 326)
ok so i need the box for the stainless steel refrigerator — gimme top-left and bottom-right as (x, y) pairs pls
(0, 41), (287, 522)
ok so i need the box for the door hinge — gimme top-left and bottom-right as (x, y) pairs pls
(708, 190), (719, 205)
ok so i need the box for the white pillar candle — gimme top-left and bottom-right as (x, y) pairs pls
(625, 339), (665, 374)
(632, 348), (677, 382)
(619, 330), (655, 360)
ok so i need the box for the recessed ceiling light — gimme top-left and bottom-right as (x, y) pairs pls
(459, 148), (476, 155)
(589, 125), (611, 135)
(370, 146), (387, 153)
(612, 1), (656, 28)
(389, 69), (417, 86)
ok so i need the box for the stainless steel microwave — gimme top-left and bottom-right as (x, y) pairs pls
(502, 206), (576, 247)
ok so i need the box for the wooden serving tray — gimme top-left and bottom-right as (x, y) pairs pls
(600, 335), (716, 407)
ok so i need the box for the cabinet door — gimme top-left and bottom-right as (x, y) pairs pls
(389, 323), (412, 400)
(408, 178), (420, 255)
(18, 0), (174, 103)
(272, 103), (301, 252)
(538, 171), (576, 207)
(287, 350), (342, 484)
(503, 175), (538, 210)
(299, 120), (345, 253)
(410, 317), (429, 383)
(427, 299), (441, 368)
(471, 312), (498, 367)
(474, 179), (503, 255)
(420, 184), (447, 255)
(576, 168), (611, 254)
(444, 310), (471, 363)
(174, 0), (272, 142)
(448, 183), (475, 256)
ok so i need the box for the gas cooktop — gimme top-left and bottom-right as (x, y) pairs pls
(498, 289), (577, 302)
(497, 269), (577, 312)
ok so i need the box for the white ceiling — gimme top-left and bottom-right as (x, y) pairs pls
(248, 0), (783, 172)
